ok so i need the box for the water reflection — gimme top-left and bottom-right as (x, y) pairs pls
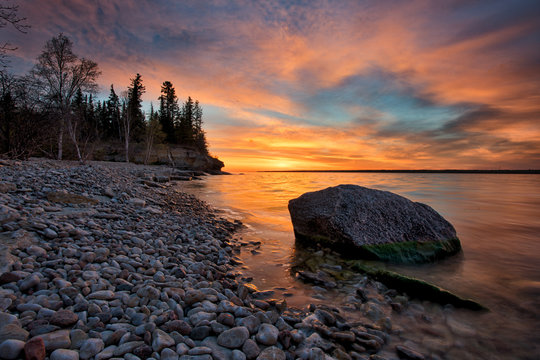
(178, 172), (540, 358)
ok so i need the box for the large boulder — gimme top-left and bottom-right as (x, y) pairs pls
(288, 184), (461, 263)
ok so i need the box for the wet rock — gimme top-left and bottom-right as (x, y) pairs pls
(217, 326), (250, 349)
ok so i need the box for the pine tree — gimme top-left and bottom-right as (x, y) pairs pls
(158, 81), (178, 143)
(107, 85), (121, 140)
(127, 73), (145, 142)
(178, 96), (194, 145)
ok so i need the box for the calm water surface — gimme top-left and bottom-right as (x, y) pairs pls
(179, 172), (540, 359)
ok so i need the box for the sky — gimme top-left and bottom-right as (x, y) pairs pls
(3, 0), (540, 171)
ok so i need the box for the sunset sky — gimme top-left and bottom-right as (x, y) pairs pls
(4, 0), (540, 171)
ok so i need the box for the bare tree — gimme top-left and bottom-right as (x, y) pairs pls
(144, 105), (164, 165)
(1, 1), (30, 66)
(119, 91), (132, 162)
(31, 34), (100, 160)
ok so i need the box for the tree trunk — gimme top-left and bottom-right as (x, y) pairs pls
(57, 119), (64, 160)
(124, 135), (129, 163)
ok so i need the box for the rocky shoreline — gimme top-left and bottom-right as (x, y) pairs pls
(0, 160), (423, 360)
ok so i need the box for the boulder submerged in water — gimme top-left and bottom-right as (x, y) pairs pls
(288, 184), (461, 264)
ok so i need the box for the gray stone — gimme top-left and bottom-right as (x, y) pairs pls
(95, 345), (117, 360)
(256, 346), (285, 360)
(179, 356), (212, 360)
(50, 309), (78, 327)
(44, 228), (58, 239)
(87, 290), (115, 300)
(0, 324), (29, 342)
(113, 341), (144, 356)
(232, 350), (247, 360)
(161, 347), (179, 360)
(80, 338), (105, 360)
(188, 347), (213, 355)
(238, 315), (260, 334)
(200, 337), (232, 360)
(189, 311), (216, 326)
(0, 312), (19, 327)
(288, 184), (461, 263)
(70, 329), (89, 349)
(190, 326), (211, 340)
(217, 326), (249, 349)
(27, 245), (47, 258)
(19, 273), (41, 291)
(0, 339), (25, 359)
(129, 198), (146, 208)
(255, 324), (279, 346)
(152, 329), (175, 352)
(51, 348), (80, 360)
(35, 330), (71, 351)
(242, 339), (260, 360)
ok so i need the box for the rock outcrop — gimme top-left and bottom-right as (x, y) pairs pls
(288, 184), (461, 263)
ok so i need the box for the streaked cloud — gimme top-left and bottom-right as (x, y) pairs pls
(4, 0), (540, 170)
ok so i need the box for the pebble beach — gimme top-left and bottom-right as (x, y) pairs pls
(0, 160), (411, 360)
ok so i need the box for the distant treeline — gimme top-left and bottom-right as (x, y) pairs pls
(0, 34), (209, 162)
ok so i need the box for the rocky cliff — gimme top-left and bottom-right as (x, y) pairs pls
(92, 143), (225, 174)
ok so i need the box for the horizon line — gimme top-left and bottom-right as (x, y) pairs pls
(254, 169), (540, 174)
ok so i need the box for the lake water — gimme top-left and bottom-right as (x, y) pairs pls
(178, 172), (540, 359)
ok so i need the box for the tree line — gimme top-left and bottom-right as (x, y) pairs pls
(0, 33), (209, 162)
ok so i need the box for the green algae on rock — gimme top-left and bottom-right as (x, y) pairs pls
(349, 262), (487, 311)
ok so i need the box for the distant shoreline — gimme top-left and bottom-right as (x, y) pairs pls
(258, 169), (540, 174)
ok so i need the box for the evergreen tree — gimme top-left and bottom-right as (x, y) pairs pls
(192, 100), (208, 153)
(178, 96), (194, 145)
(127, 73), (145, 142)
(107, 85), (121, 140)
(158, 81), (178, 143)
